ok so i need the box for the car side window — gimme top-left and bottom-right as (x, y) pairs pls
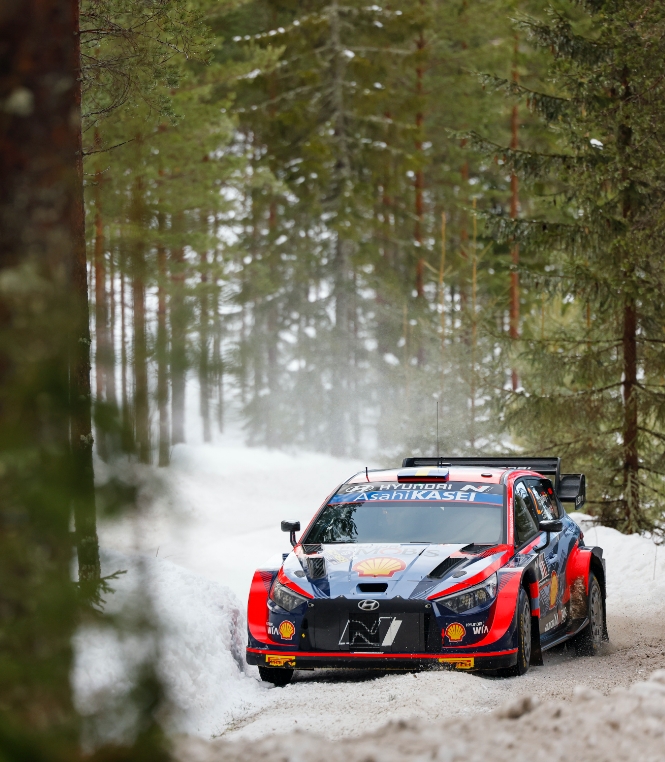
(528, 479), (560, 521)
(514, 482), (539, 546)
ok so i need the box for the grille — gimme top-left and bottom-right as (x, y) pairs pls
(358, 582), (388, 593)
(348, 613), (381, 650)
(307, 556), (327, 579)
(428, 557), (464, 579)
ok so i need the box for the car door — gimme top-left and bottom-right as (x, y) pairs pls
(526, 478), (566, 639)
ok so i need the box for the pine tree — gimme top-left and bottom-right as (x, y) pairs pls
(480, 0), (665, 533)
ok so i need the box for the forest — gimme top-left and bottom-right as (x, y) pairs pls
(83, 0), (665, 534)
(2, 0), (665, 758)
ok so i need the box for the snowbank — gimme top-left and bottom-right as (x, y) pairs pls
(180, 669), (665, 762)
(73, 549), (271, 740)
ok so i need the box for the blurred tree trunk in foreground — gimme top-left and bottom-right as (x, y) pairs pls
(0, 0), (81, 746)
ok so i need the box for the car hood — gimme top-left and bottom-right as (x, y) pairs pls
(280, 542), (506, 601)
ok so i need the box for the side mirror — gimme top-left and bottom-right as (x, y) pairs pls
(281, 520), (301, 548)
(558, 473), (586, 510)
(539, 519), (563, 545)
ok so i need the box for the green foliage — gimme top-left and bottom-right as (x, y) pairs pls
(481, 0), (665, 534)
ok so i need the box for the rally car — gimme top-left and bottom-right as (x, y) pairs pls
(246, 456), (607, 685)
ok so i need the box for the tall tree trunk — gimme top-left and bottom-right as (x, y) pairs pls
(0, 0), (81, 733)
(130, 172), (150, 464)
(622, 295), (639, 529)
(93, 131), (109, 460)
(509, 37), (520, 392)
(414, 21), (426, 301)
(156, 210), (170, 465)
(328, 0), (351, 456)
(120, 244), (133, 452)
(199, 234), (212, 443)
(618, 68), (640, 529)
(213, 239), (224, 433)
(171, 214), (187, 445)
(71, 0), (100, 583)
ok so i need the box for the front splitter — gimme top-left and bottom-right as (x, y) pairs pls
(246, 647), (517, 671)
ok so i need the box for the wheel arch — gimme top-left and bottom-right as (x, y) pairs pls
(520, 561), (544, 666)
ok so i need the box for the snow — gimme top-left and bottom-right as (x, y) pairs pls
(76, 440), (665, 749)
(184, 669), (665, 762)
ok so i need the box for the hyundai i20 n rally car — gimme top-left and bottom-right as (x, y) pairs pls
(246, 457), (607, 686)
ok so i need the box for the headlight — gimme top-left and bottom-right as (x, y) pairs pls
(436, 572), (498, 614)
(270, 581), (308, 612)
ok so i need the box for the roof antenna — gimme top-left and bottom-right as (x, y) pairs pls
(436, 401), (440, 463)
(365, 466), (369, 482)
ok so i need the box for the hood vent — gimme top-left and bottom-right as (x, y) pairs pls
(303, 544), (323, 554)
(428, 556), (464, 579)
(307, 556), (327, 579)
(357, 582), (388, 593)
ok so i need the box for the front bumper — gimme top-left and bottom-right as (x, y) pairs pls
(246, 647), (517, 672)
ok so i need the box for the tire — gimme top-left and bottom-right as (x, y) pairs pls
(258, 666), (294, 687)
(574, 572), (604, 657)
(499, 586), (532, 677)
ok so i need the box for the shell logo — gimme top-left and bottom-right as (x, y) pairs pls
(278, 620), (296, 640)
(550, 572), (559, 609)
(445, 622), (466, 643)
(352, 557), (406, 578)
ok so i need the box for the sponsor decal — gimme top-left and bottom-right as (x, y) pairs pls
(331, 482), (503, 506)
(549, 572), (559, 609)
(266, 654), (296, 667)
(358, 600), (380, 611)
(353, 557), (406, 577)
(278, 620), (296, 640)
(444, 622), (466, 643)
(537, 553), (548, 581)
(438, 656), (474, 670)
(469, 621), (489, 636)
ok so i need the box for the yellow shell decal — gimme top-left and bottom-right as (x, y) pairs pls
(278, 620), (296, 640)
(550, 572), (559, 609)
(445, 622), (466, 643)
(352, 557), (407, 577)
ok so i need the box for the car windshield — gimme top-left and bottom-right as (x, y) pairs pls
(303, 481), (505, 545)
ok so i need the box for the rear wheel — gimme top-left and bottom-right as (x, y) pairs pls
(258, 666), (294, 687)
(499, 586), (532, 677)
(574, 572), (604, 657)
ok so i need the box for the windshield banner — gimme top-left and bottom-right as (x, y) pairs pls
(330, 482), (503, 506)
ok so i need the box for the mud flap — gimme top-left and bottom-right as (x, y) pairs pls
(530, 614), (544, 666)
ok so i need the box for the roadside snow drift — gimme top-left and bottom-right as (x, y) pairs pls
(182, 669), (665, 762)
(73, 549), (270, 739)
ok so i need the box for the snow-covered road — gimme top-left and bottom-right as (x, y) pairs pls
(84, 439), (665, 747)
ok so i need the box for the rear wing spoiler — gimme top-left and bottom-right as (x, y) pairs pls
(400, 456), (585, 509)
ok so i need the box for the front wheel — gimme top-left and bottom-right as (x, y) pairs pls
(499, 586), (532, 677)
(258, 666), (294, 687)
(574, 572), (604, 657)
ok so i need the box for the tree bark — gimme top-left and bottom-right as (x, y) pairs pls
(199, 234), (212, 443)
(622, 294), (639, 529)
(93, 132), (109, 460)
(130, 172), (150, 464)
(171, 214), (187, 445)
(156, 210), (170, 465)
(509, 37), (520, 392)
(0, 0), (81, 732)
(71, 0), (100, 583)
